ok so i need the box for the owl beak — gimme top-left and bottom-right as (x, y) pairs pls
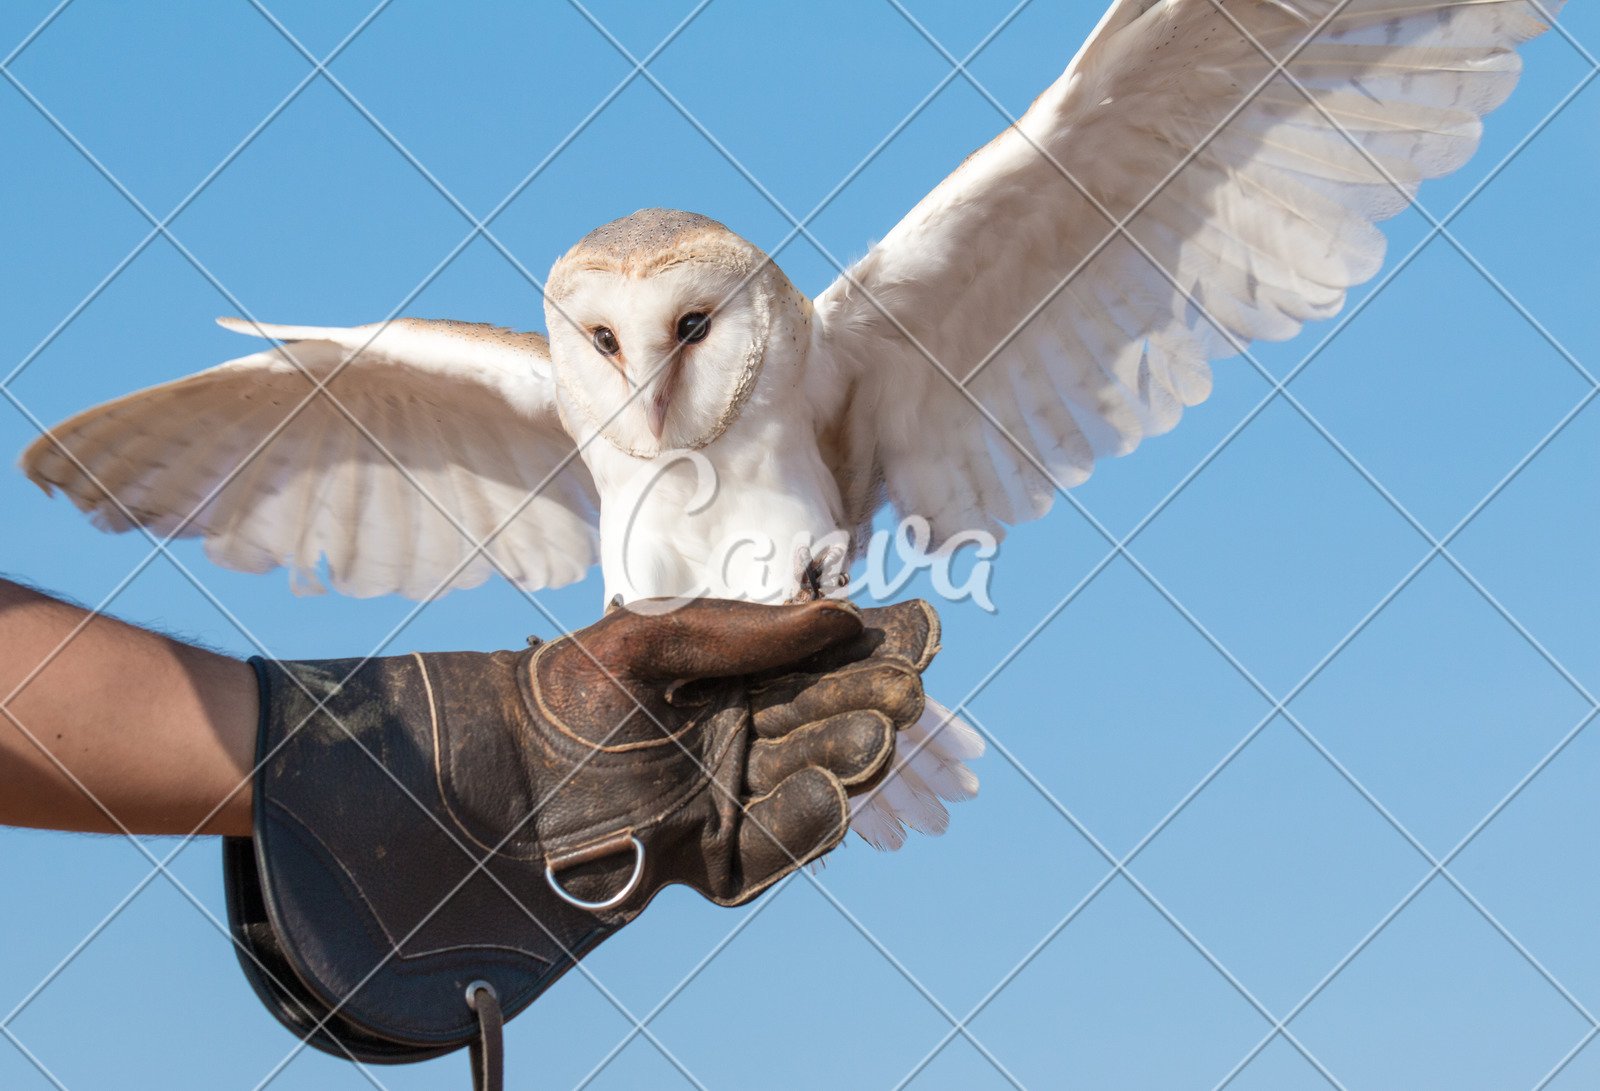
(642, 355), (681, 441)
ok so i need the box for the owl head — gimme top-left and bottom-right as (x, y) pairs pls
(544, 209), (810, 459)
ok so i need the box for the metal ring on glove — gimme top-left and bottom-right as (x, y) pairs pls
(544, 834), (645, 911)
(465, 979), (498, 1010)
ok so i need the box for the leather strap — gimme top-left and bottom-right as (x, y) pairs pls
(467, 983), (503, 1091)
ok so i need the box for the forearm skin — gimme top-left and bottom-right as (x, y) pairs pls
(0, 577), (256, 835)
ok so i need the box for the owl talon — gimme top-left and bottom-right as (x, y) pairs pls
(789, 544), (847, 603)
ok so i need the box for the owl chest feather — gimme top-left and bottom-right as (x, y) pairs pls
(584, 412), (845, 604)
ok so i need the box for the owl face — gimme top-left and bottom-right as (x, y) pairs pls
(544, 209), (806, 459)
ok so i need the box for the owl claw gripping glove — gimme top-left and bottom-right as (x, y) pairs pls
(224, 597), (943, 1091)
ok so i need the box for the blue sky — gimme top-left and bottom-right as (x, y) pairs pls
(3, 1), (1599, 1088)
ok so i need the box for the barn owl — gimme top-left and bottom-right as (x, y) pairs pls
(22, 0), (1561, 849)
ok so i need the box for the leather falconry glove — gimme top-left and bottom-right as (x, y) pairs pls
(225, 596), (946, 1091)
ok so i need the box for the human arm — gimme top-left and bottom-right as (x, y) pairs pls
(0, 576), (257, 836)
(2, 573), (943, 1082)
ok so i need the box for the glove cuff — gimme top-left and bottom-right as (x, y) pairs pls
(224, 652), (622, 1066)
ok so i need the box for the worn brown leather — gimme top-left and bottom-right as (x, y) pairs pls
(225, 597), (942, 1078)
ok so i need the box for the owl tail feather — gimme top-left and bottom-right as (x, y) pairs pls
(847, 697), (984, 851)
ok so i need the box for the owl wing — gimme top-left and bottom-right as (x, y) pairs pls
(22, 317), (600, 599)
(811, 0), (1558, 542)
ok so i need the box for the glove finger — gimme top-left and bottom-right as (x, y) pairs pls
(751, 660), (923, 738)
(782, 599), (942, 675)
(735, 767), (849, 902)
(747, 710), (894, 796)
(608, 598), (862, 681)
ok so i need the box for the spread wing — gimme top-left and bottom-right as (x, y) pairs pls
(22, 317), (600, 599)
(811, 0), (1560, 541)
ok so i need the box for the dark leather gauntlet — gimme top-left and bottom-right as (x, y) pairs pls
(224, 597), (942, 1088)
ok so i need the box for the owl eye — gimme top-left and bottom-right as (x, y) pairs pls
(676, 312), (711, 345)
(591, 327), (620, 356)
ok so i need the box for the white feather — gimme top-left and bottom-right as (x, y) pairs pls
(21, 318), (599, 599)
(811, 0), (1562, 547)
